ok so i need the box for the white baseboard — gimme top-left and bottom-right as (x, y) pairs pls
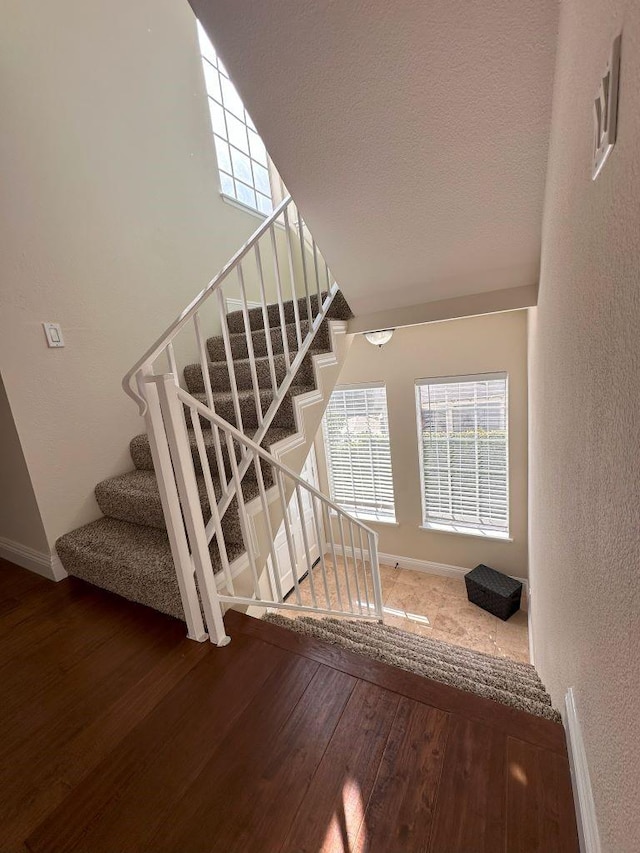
(353, 548), (529, 591)
(0, 537), (68, 581)
(564, 688), (601, 853)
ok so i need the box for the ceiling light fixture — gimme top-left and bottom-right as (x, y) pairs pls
(364, 329), (394, 348)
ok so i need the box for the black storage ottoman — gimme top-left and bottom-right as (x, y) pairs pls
(464, 564), (522, 621)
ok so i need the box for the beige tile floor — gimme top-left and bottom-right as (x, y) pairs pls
(282, 558), (530, 664)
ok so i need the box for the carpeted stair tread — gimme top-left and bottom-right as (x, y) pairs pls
(190, 383), (315, 430)
(57, 517), (244, 621)
(130, 425), (292, 473)
(183, 346), (329, 395)
(207, 318), (331, 361)
(263, 615), (560, 722)
(94, 468), (263, 541)
(224, 289), (352, 334)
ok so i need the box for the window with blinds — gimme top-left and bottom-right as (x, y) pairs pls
(416, 374), (509, 538)
(322, 384), (396, 523)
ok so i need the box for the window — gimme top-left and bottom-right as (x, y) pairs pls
(416, 374), (509, 539)
(322, 384), (396, 523)
(197, 23), (273, 215)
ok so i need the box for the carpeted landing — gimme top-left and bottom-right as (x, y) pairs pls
(263, 614), (560, 722)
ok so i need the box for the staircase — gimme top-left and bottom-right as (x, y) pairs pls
(56, 197), (385, 645)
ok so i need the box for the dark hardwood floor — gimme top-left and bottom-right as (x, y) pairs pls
(0, 559), (579, 853)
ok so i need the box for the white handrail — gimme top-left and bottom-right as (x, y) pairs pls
(122, 195), (292, 415)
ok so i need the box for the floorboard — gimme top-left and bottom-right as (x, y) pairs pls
(429, 714), (508, 852)
(355, 697), (450, 852)
(0, 562), (578, 853)
(506, 737), (579, 852)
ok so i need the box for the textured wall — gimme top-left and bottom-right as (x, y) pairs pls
(315, 311), (529, 577)
(529, 0), (640, 849)
(0, 375), (49, 554)
(0, 0), (265, 547)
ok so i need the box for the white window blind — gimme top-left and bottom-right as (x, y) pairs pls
(322, 385), (396, 523)
(197, 23), (273, 215)
(416, 375), (509, 537)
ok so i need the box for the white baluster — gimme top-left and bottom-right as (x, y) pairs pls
(337, 514), (354, 613)
(295, 484), (317, 608)
(322, 502), (343, 611)
(190, 409), (235, 596)
(193, 312), (227, 492)
(216, 288), (245, 441)
(311, 495), (331, 609)
(312, 238), (323, 312)
(276, 470), (302, 605)
(254, 243), (278, 395)
(237, 263), (263, 429)
(358, 525), (371, 615)
(369, 531), (384, 621)
(284, 205), (303, 350)
(166, 342), (180, 386)
(225, 431), (261, 599)
(269, 223), (291, 369)
(252, 450), (283, 603)
(297, 209), (313, 328)
(348, 521), (363, 615)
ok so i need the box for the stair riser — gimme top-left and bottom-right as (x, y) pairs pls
(184, 350), (318, 395)
(56, 541), (186, 621)
(226, 293), (325, 334)
(130, 432), (277, 482)
(95, 482), (247, 546)
(192, 393), (298, 432)
(208, 321), (313, 361)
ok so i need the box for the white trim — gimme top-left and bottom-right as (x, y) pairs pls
(414, 371), (508, 387)
(564, 688), (601, 853)
(220, 192), (268, 221)
(225, 296), (261, 314)
(419, 523), (513, 542)
(0, 537), (68, 582)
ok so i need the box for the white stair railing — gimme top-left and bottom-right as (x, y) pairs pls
(122, 196), (383, 644)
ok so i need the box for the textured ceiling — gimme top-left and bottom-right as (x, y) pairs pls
(190, 0), (558, 317)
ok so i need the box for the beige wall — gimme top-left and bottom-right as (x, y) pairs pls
(0, 375), (49, 555)
(529, 1), (640, 849)
(0, 0), (272, 549)
(315, 311), (529, 578)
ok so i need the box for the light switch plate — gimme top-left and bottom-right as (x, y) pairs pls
(593, 33), (621, 180)
(43, 322), (65, 348)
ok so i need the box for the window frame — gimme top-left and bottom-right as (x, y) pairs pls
(415, 372), (510, 541)
(322, 382), (397, 525)
(197, 23), (274, 216)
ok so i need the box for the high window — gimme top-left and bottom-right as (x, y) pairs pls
(197, 23), (273, 215)
(322, 384), (396, 523)
(416, 374), (509, 538)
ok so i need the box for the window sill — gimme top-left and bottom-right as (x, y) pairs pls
(419, 522), (512, 542)
(220, 192), (268, 220)
(329, 510), (399, 527)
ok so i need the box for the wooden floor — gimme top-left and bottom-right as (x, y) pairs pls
(0, 559), (578, 853)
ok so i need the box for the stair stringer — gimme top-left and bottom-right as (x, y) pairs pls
(218, 319), (353, 603)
